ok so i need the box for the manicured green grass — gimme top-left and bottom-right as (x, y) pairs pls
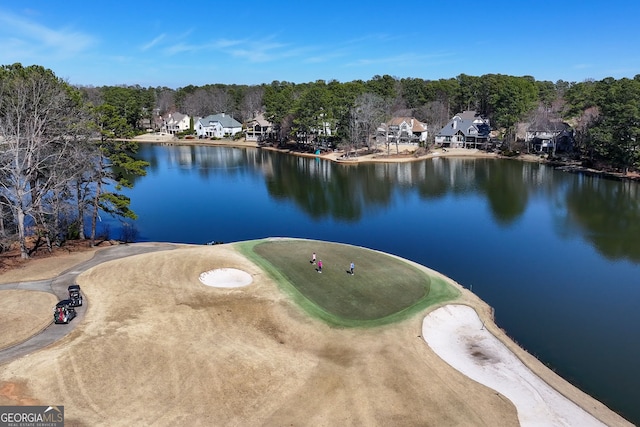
(237, 239), (460, 327)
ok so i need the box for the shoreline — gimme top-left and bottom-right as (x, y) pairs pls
(133, 134), (500, 164)
(422, 304), (610, 426)
(386, 251), (630, 426)
(133, 134), (640, 181)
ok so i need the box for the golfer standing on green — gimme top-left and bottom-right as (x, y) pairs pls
(350, 262), (355, 275)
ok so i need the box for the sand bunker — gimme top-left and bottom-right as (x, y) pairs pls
(199, 268), (253, 288)
(422, 305), (605, 427)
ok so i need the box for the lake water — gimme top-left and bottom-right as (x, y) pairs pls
(106, 144), (640, 423)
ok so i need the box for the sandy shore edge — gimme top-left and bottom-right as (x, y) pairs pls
(133, 133), (501, 164)
(422, 304), (607, 426)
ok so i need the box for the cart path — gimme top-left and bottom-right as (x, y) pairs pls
(0, 243), (177, 365)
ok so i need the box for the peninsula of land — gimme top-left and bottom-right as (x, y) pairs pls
(0, 239), (631, 426)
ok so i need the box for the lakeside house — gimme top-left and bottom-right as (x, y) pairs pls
(525, 115), (574, 153)
(377, 117), (428, 144)
(435, 111), (491, 148)
(244, 113), (274, 142)
(195, 113), (242, 139)
(162, 112), (191, 135)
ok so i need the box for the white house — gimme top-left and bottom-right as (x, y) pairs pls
(195, 113), (243, 139)
(434, 111), (490, 148)
(163, 113), (191, 135)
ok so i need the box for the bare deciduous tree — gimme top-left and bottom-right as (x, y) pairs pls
(183, 87), (233, 117)
(0, 64), (85, 258)
(575, 106), (600, 161)
(77, 85), (103, 107)
(239, 86), (264, 122)
(156, 88), (175, 116)
(349, 93), (387, 153)
(415, 100), (450, 148)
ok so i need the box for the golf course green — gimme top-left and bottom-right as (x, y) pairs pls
(239, 239), (460, 327)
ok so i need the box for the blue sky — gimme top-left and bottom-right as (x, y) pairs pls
(1, 1), (638, 89)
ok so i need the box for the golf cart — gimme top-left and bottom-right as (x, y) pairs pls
(68, 284), (83, 307)
(54, 300), (77, 324)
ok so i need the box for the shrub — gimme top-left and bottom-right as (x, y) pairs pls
(176, 130), (195, 138)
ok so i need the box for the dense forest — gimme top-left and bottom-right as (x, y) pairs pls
(77, 71), (640, 170)
(1, 62), (639, 256)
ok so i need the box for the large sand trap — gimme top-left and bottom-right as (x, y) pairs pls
(422, 304), (606, 427)
(199, 268), (253, 287)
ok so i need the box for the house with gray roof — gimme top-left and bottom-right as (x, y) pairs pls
(525, 115), (573, 153)
(195, 113), (242, 139)
(435, 111), (490, 148)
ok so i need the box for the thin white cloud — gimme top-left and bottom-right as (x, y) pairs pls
(162, 35), (302, 63)
(141, 34), (166, 51)
(227, 40), (292, 62)
(163, 38), (244, 56)
(160, 28), (402, 67)
(213, 38), (245, 49)
(0, 9), (95, 60)
(164, 42), (201, 55)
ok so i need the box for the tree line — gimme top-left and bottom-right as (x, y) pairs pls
(78, 73), (640, 172)
(2, 63), (639, 256)
(0, 64), (148, 258)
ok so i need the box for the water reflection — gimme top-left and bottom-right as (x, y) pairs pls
(261, 153), (535, 224)
(135, 144), (640, 261)
(564, 175), (640, 262)
(263, 154), (394, 221)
